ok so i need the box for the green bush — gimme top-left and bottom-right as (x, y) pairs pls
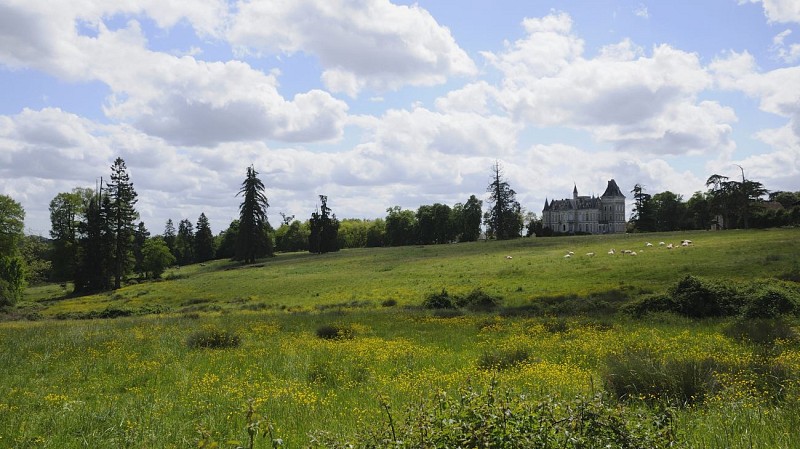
(742, 284), (799, 318)
(380, 298), (397, 307)
(456, 288), (502, 311)
(670, 275), (742, 318)
(604, 348), (721, 406)
(186, 327), (241, 349)
(422, 289), (455, 309)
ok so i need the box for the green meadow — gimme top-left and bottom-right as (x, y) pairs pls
(3, 228), (800, 447)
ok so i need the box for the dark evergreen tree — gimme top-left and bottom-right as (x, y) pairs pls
(107, 157), (139, 289)
(236, 166), (272, 263)
(132, 221), (149, 277)
(163, 219), (177, 259)
(309, 195), (340, 254)
(484, 161), (522, 240)
(175, 219), (195, 265)
(194, 213), (215, 263)
(74, 193), (113, 293)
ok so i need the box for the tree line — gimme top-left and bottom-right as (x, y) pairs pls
(0, 159), (527, 303)
(629, 173), (800, 232)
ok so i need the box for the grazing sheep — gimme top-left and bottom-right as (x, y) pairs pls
(630, 251), (638, 256)
(681, 241), (689, 247)
(568, 251), (575, 256)
(622, 249), (632, 254)
(659, 242), (666, 246)
(586, 252), (595, 257)
(564, 254), (572, 258)
(667, 243), (673, 249)
(645, 242), (653, 247)
(682, 239), (693, 245)
(608, 249), (615, 255)
(505, 255), (513, 259)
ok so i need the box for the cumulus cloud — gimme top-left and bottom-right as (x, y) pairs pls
(0, 1), (348, 145)
(228, 0), (477, 96)
(482, 13), (733, 156)
(743, 0), (800, 24)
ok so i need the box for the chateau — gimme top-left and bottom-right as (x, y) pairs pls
(542, 180), (626, 234)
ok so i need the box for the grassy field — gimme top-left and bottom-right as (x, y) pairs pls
(2, 228), (800, 447)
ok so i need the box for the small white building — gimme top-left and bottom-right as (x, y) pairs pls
(542, 180), (626, 234)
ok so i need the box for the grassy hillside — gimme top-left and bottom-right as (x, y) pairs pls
(2, 228), (799, 448)
(21, 228), (800, 318)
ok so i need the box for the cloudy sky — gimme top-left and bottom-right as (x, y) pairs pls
(1, 0), (799, 236)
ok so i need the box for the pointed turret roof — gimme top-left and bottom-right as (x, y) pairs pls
(601, 179), (625, 198)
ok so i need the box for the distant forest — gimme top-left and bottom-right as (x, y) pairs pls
(1, 158), (799, 301)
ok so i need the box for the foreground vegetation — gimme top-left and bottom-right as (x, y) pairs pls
(2, 228), (800, 447)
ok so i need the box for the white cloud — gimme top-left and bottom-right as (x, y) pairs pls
(228, 0), (477, 96)
(634, 4), (650, 19)
(771, 29), (800, 63)
(0, 2), (348, 145)
(483, 14), (732, 156)
(744, 0), (800, 24)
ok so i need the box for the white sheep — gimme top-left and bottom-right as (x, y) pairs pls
(659, 242), (666, 246)
(667, 243), (674, 249)
(645, 242), (653, 247)
(608, 249), (615, 255)
(568, 251), (575, 256)
(622, 249), (632, 254)
(630, 251), (638, 256)
(586, 252), (595, 257)
(564, 254), (572, 258)
(505, 255), (513, 259)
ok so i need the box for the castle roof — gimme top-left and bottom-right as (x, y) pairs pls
(601, 179), (625, 198)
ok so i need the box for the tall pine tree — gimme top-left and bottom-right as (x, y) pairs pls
(194, 213), (215, 263)
(107, 157), (139, 289)
(484, 161), (522, 240)
(175, 219), (195, 265)
(163, 219), (177, 259)
(236, 166), (272, 263)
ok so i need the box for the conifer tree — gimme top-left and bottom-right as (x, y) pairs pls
(194, 213), (215, 263)
(107, 157), (139, 289)
(175, 219), (195, 265)
(236, 166), (272, 263)
(163, 219), (177, 258)
(133, 221), (149, 277)
(74, 193), (113, 293)
(484, 161), (522, 240)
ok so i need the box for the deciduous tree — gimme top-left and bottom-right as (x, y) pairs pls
(309, 195), (340, 254)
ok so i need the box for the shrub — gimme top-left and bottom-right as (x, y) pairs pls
(457, 288), (502, 312)
(742, 284), (799, 318)
(380, 298), (397, 307)
(723, 318), (799, 345)
(315, 324), (355, 340)
(670, 275), (742, 318)
(422, 289), (455, 309)
(604, 348), (721, 406)
(186, 327), (241, 349)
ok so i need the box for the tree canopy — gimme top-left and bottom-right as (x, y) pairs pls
(235, 166), (272, 263)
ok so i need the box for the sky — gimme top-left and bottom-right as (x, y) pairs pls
(1, 0), (799, 236)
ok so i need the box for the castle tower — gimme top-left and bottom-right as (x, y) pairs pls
(600, 179), (626, 233)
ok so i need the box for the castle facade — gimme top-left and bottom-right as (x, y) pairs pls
(542, 179), (626, 234)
